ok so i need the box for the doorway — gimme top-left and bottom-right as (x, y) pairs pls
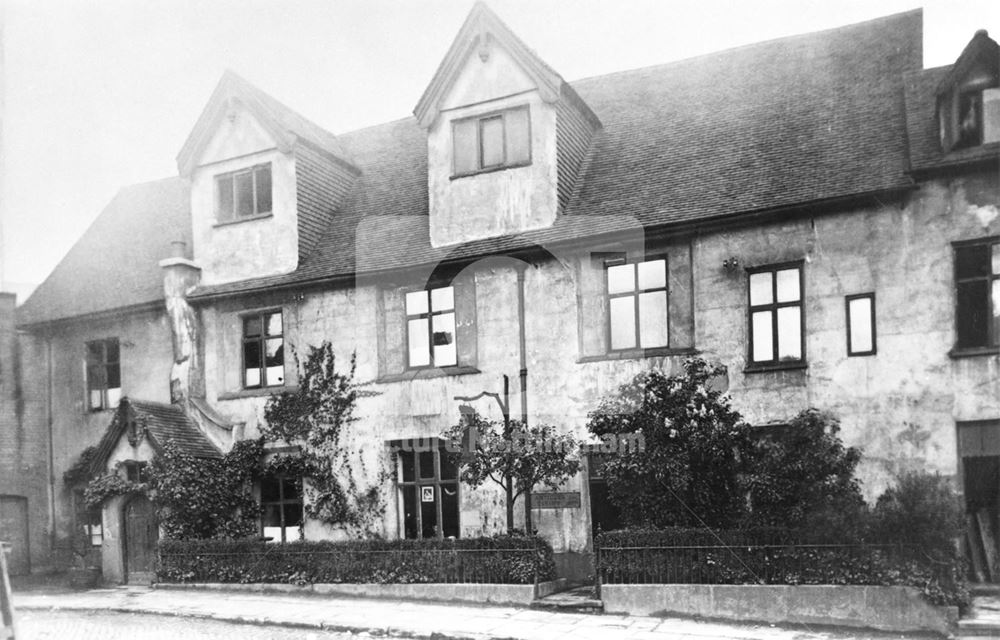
(588, 455), (622, 538)
(0, 496), (29, 576)
(123, 495), (158, 583)
(959, 420), (1000, 582)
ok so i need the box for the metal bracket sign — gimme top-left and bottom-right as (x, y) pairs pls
(531, 491), (581, 509)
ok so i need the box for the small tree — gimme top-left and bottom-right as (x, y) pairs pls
(445, 412), (583, 534)
(587, 358), (751, 529)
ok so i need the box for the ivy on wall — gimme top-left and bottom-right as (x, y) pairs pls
(262, 342), (387, 535)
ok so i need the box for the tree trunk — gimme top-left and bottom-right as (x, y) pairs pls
(505, 480), (514, 533)
(524, 487), (533, 534)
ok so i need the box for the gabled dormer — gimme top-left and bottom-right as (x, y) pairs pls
(415, 2), (600, 248)
(937, 29), (1000, 152)
(177, 71), (359, 285)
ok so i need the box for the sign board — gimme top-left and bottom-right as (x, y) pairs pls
(421, 486), (435, 503)
(531, 491), (581, 510)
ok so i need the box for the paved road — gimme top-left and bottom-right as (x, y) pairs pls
(14, 609), (359, 639)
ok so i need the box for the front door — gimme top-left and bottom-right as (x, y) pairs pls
(123, 496), (157, 583)
(0, 496), (29, 576)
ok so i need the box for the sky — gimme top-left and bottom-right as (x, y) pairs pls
(0, 0), (996, 302)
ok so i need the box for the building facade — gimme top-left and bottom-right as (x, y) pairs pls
(1, 5), (998, 583)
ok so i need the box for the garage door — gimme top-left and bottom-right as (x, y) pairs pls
(0, 496), (29, 576)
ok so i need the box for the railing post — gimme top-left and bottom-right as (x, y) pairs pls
(594, 544), (602, 598)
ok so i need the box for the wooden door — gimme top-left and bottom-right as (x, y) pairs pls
(0, 496), (29, 576)
(124, 496), (157, 582)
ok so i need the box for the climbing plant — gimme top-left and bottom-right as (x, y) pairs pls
(262, 342), (387, 535)
(83, 471), (144, 509)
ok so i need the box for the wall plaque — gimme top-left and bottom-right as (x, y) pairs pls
(531, 491), (581, 509)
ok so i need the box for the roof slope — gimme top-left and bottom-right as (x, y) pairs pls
(17, 177), (191, 325)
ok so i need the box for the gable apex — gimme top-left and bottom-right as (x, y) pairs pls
(936, 29), (999, 96)
(414, 2), (569, 129)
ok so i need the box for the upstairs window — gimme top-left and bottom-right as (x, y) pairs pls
(846, 293), (877, 357)
(86, 338), (121, 411)
(261, 474), (303, 543)
(452, 106), (530, 176)
(955, 239), (1000, 350)
(747, 263), (804, 367)
(406, 287), (457, 368)
(243, 310), (284, 388)
(605, 258), (669, 351)
(216, 163), (272, 221)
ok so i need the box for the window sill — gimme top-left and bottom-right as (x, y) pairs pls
(949, 346), (1000, 359)
(377, 366), (480, 384)
(578, 347), (698, 364)
(218, 385), (297, 401)
(213, 212), (274, 228)
(450, 162), (531, 180)
(743, 361), (808, 374)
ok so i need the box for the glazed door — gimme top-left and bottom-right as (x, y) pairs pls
(0, 496), (29, 576)
(124, 496), (157, 582)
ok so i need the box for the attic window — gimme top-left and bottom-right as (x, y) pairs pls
(216, 163), (272, 221)
(452, 106), (530, 177)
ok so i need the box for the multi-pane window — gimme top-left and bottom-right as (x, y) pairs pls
(243, 311), (284, 388)
(405, 287), (457, 368)
(216, 163), (272, 221)
(86, 338), (121, 411)
(606, 258), (669, 351)
(73, 490), (103, 547)
(261, 475), (303, 543)
(846, 293), (877, 357)
(123, 461), (148, 484)
(748, 264), (804, 366)
(955, 239), (1000, 349)
(452, 106), (530, 176)
(397, 445), (459, 539)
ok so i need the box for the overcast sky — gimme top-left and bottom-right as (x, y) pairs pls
(0, 0), (996, 300)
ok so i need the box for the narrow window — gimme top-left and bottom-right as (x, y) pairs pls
(606, 258), (668, 351)
(748, 264), (804, 366)
(216, 163), (272, 221)
(261, 475), (303, 543)
(74, 490), (103, 547)
(396, 442), (459, 539)
(955, 239), (1000, 349)
(846, 293), (877, 356)
(405, 287), (457, 368)
(123, 461), (148, 484)
(243, 310), (284, 388)
(451, 106), (531, 176)
(86, 338), (121, 411)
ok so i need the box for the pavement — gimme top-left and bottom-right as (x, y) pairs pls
(10, 585), (938, 640)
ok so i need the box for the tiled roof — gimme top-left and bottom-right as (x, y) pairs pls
(17, 177), (191, 326)
(190, 9), (924, 299)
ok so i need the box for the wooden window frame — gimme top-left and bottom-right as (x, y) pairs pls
(404, 287), (457, 370)
(845, 293), (877, 357)
(953, 236), (1000, 352)
(746, 261), (806, 370)
(85, 338), (120, 412)
(73, 490), (103, 548)
(215, 163), (272, 221)
(451, 105), (531, 178)
(241, 309), (285, 389)
(395, 445), (460, 540)
(603, 255), (670, 353)
(260, 474), (303, 543)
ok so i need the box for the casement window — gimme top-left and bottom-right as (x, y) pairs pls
(243, 310), (285, 388)
(845, 293), (877, 356)
(955, 239), (1000, 350)
(405, 287), (457, 369)
(452, 106), (531, 176)
(216, 163), (272, 221)
(605, 258), (669, 351)
(396, 444), (459, 539)
(747, 263), (804, 366)
(86, 338), (121, 411)
(260, 475), (303, 543)
(123, 461), (148, 484)
(73, 490), (103, 547)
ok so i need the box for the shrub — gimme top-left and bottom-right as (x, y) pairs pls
(157, 534), (555, 585)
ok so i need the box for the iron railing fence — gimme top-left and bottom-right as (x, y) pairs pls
(596, 539), (941, 586)
(158, 546), (545, 585)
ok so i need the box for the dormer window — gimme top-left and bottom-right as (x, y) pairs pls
(216, 163), (272, 221)
(936, 30), (1000, 152)
(452, 106), (530, 177)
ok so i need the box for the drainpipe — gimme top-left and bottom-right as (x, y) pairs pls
(516, 264), (532, 533)
(46, 333), (56, 552)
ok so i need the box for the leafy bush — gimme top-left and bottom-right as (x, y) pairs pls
(157, 534), (555, 585)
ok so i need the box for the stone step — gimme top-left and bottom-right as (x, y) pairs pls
(531, 585), (604, 614)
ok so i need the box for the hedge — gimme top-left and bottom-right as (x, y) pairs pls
(595, 527), (968, 609)
(157, 535), (555, 585)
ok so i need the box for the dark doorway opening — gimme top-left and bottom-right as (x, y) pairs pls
(959, 420), (1000, 582)
(588, 455), (622, 538)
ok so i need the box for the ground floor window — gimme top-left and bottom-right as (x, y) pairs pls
(396, 443), (459, 539)
(73, 490), (103, 547)
(261, 475), (303, 543)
